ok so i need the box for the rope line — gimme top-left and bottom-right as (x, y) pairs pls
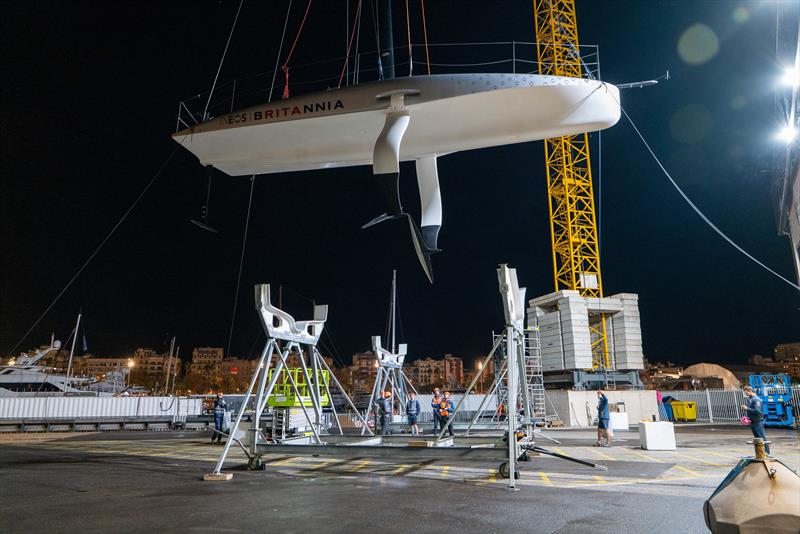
(268, 0), (294, 103)
(621, 106), (800, 291)
(226, 175), (257, 357)
(203, 0), (245, 121)
(338, 0), (363, 88)
(281, 0), (313, 100)
(5, 147), (181, 358)
(420, 0), (431, 75)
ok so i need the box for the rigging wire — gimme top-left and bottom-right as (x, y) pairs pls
(203, 0), (245, 121)
(268, 0), (294, 103)
(621, 105), (800, 292)
(352, 0), (363, 86)
(281, 0), (314, 100)
(419, 0), (431, 75)
(226, 175), (257, 357)
(404, 0), (413, 75)
(5, 147), (181, 359)
(338, 0), (363, 88)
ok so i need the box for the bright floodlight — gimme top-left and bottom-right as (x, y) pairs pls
(777, 125), (798, 143)
(781, 66), (799, 88)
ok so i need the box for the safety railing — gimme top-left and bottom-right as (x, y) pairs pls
(661, 386), (800, 423)
(176, 41), (601, 131)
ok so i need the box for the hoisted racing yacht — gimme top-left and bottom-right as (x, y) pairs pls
(172, 3), (620, 282)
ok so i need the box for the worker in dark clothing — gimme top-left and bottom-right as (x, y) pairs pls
(406, 391), (421, 435)
(431, 387), (443, 434)
(439, 391), (455, 437)
(212, 392), (227, 444)
(595, 390), (611, 447)
(741, 385), (770, 455)
(379, 391), (393, 436)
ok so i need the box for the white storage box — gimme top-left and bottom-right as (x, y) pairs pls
(638, 421), (676, 450)
(609, 411), (629, 430)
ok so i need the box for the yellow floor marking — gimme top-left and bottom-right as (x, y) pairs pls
(672, 465), (702, 477)
(629, 450), (664, 463)
(347, 460), (370, 473)
(586, 446), (615, 461)
(537, 472), (552, 485)
(489, 469), (497, 483)
(392, 464), (412, 475)
(554, 447), (567, 456)
(440, 466), (450, 477)
(308, 458), (338, 470)
(668, 451), (725, 467)
(592, 475), (607, 484)
(271, 456), (299, 467)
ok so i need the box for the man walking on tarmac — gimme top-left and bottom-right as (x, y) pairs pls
(378, 390), (393, 436)
(431, 387), (443, 434)
(595, 390), (611, 447)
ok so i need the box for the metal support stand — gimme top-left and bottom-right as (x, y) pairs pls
(362, 336), (418, 434)
(208, 284), (372, 478)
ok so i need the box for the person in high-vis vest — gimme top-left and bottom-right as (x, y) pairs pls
(439, 391), (455, 436)
(431, 387), (443, 434)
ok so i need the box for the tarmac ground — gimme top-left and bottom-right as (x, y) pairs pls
(1, 424), (798, 534)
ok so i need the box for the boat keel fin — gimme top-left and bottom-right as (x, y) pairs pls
(408, 216), (437, 284)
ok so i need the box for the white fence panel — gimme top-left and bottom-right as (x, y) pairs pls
(662, 387), (800, 423)
(0, 396), (203, 420)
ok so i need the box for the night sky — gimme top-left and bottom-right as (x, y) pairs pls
(2, 1), (798, 369)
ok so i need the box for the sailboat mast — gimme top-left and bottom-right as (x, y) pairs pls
(378, 0), (395, 80)
(390, 269), (397, 354)
(64, 312), (82, 396)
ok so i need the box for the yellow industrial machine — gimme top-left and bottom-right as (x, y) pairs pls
(533, 0), (610, 369)
(267, 367), (331, 408)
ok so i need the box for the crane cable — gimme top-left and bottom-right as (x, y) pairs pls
(203, 0), (245, 121)
(420, 0), (432, 75)
(268, 0), (294, 103)
(281, 0), (314, 100)
(338, 0), (363, 88)
(5, 146), (181, 359)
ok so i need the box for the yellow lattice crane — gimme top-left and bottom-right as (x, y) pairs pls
(533, 0), (610, 369)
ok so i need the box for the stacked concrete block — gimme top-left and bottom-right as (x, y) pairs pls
(536, 310), (565, 372)
(555, 293), (594, 369)
(527, 290), (645, 372)
(607, 293), (644, 370)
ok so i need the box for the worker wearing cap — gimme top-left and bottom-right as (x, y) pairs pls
(741, 385), (770, 455)
(406, 391), (421, 436)
(379, 390), (393, 436)
(212, 392), (227, 444)
(439, 391), (455, 437)
(431, 387), (443, 434)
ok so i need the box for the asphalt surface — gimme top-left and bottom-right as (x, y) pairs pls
(1, 425), (797, 534)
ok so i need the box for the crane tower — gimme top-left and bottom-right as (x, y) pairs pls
(533, 0), (610, 369)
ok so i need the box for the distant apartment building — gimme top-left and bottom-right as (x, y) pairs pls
(774, 342), (800, 363)
(442, 354), (464, 389)
(403, 354), (466, 391)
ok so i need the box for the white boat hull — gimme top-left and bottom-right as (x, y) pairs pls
(173, 73), (620, 176)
